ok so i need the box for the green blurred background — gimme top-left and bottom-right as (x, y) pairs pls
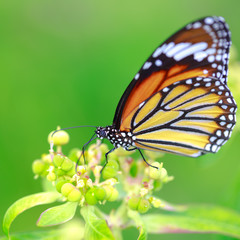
(1, 0), (240, 239)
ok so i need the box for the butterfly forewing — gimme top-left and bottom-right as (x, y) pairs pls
(131, 77), (236, 157)
(113, 16), (231, 132)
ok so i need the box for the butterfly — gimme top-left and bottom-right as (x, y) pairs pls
(85, 16), (237, 168)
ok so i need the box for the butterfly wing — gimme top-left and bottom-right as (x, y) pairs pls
(113, 16), (231, 132)
(131, 77), (236, 157)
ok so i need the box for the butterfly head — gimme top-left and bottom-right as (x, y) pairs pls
(96, 126), (110, 139)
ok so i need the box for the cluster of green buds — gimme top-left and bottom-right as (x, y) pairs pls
(32, 127), (173, 214)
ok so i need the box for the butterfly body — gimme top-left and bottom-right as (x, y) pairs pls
(92, 16), (237, 164)
(96, 126), (135, 149)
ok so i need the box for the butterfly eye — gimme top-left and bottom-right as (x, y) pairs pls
(100, 129), (107, 138)
(96, 128), (107, 138)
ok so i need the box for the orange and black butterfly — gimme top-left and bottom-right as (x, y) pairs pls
(92, 16), (237, 167)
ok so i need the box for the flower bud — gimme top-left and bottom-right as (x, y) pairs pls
(85, 188), (98, 205)
(128, 196), (140, 210)
(55, 168), (66, 177)
(151, 198), (162, 208)
(48, 128), (69, 146)
(67, 189), (82, 202)
(138, 198), (150, 214)
(46, 172), (57, 182)
(53, 154), (64, 167)
(41, 154), (52, 164)
(32, 160), (48, 176)
(107, 159), (119, 171)
(159, 168), (168, 181)
(107, 187), (119, 202)
(61, 183), (75, 197)
(148, 162), (162, 180)
(100, 143), (109, 153)
(61, 157), (74, 172)
(107, 151), (118, 161)
(56, 179), (70, 193)
(66, 167), (76, 177)
(103, 185), (119, 202)
(95, 187), (106, 201)
(87, 144), (99, 160)
(102, 166), (118, 180)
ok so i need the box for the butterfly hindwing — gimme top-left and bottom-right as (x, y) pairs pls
(113, 16), (231, 131)
(131, 77), (236, 157)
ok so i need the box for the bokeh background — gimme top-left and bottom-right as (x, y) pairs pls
(1, 0), (240, 239)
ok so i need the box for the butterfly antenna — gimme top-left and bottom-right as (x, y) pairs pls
(51, 125), (97, 137)
(75, 133), (97, 172)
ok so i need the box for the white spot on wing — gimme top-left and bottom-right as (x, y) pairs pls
(174, 42), (208, 61)
(212, 145), (218, 152)
(134, 73), (140, 80)
(205, 143), (211, 151)
(142, 62), (152, 70)
(139, 102), (145, 108)
(194, 51), (208, 61)
(204, 17), (214, 25)
(155, 59), (162, 66)
(163, 42), (175, 54)
(166, 42), (191, 57)
(163, 87), (169, 92)
(152, 44), (167, 58)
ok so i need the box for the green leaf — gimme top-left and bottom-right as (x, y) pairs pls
(37, 202), (78, 227)
(142, 204), (240, 238)
(128, 209), (147, 240)
(0, 230), (62, 240)
(2, 192), (60, 237)
(81, 206), (115, 240)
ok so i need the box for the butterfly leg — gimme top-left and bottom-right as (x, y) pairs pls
(124, 147), (158, 169)
(100, 147), (116, 173)
(137, 148), (158, 169)
(75, 133), (97, 172)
